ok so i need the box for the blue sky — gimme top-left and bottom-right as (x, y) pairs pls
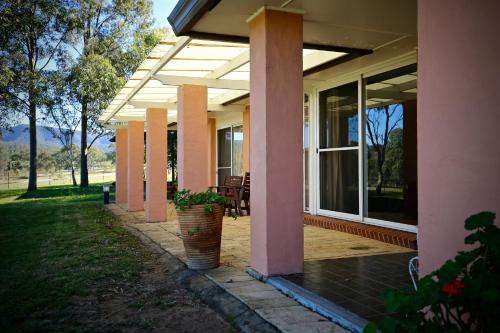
(152, 0), (179, 28)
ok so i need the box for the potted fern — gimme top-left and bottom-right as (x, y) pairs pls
(173, 189), (226, 270)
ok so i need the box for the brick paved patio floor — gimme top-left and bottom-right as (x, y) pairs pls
(105, 203), (414, 332)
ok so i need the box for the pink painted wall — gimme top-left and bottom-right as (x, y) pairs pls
(207, 118), (217, 186)
(115, 128), (128, 204)
(243, 108), (250, 173)
(418, 0), (500, 275)
(177, 84), (209, 192)
(127, 121), (144, 212)
(146, 108), (167, 222)
(249, 9), (304, 276)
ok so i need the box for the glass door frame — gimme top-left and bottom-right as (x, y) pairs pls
(312, 65), (418, 233)
(216, 123), (243, 185)
(315, 77), (364, 222)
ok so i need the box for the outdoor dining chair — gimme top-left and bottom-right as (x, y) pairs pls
(209, 175), (243, 216)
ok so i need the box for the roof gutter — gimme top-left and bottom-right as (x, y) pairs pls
(167, 0), (373, 55)
(168, 0), (221, 35)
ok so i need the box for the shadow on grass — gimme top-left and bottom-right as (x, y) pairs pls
(6, 183), (113, 203)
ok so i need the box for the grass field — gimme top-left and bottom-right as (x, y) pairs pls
(0, 170), (115, 190)
(0, 184), (232, 332)
(0, 185), (147, 331)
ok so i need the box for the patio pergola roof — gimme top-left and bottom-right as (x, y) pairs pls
(100, 35), (347, 126)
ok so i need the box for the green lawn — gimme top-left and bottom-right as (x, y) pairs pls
(0, 184), (152, 332)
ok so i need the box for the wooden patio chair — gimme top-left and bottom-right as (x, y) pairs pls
(209, 175), (243, 216)
(237, 172), (250, 216)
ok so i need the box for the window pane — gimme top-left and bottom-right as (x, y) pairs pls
(319, 150), (359, 214)
(365, 64), (418, 225)
(217, 128), (231, 168)
(304, 94), (310, 210)
(232, 125), (243, 176)
(319, 82), (359, 149)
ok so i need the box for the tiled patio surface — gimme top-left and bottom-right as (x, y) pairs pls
(107, 203), (413, 269)
(105, 203), (414, 332)
(283, 252), (417, 323)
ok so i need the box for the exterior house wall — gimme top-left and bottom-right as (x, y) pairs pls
(418, 0), (500, 275)
(215, 111), (243, 129)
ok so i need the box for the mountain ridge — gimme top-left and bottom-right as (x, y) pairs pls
(0, 124), (112, 152)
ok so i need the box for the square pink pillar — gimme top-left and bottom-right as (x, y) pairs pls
(177, 85), (209, 192)
(146, 108), (167, 222)
(115, 128), (128, 204)
(418, 0), (500, 275)
(127, 121), (144, 212)
(249, 9), (304, 276)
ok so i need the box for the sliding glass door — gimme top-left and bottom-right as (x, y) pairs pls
(217, 125), (244, 185)
(217, 127), (232, 185)
(318, 81), (360, 217)
(315, 64), (418, 232)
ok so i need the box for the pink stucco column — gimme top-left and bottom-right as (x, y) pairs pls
(115, 128), (128, 204)
(127, 121), (144, 212)
(243, 107), (250, 173)
(207, 118), (217, 186)
(177, 84), (209, 192)
(418, 0), (500, 276)
(146, 108), (167, 222)
(249, 9), (304, 276)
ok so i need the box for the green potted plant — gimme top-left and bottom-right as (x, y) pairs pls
(173, 189), (226, 270)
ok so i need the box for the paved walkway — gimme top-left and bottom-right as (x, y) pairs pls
(106, 203), (412, 333)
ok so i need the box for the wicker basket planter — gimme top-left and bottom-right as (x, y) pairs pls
(176, 203), (224, 270)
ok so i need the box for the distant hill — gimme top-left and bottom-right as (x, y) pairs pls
(0, 124), (113, 152)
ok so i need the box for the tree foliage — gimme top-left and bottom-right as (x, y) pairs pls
(0, 0), (72, 190)
(63, 0), (161, 187)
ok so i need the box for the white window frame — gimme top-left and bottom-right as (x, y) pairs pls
(216, 123), (243, 184)
(308, 53), (418, 233)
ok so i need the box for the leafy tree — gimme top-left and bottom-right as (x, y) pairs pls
(37, 150), (56, 173)
(168, 130), (177, 182)
(52, 145), (79, 172)
(87, 146), (107, 169)
(384, 128), (403, 187)
(0, 0), (71, 190)
(43, 72), (81, 185)
(7, 146), (30, 175)
(65, 0), (161, 187)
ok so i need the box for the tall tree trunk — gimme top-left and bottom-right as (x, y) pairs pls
(80, 101), (89, 187)
(376, 158), (385, 195)
(71, 165), (77, 186)
(68, 148), (77, 186)
(27, 93), (37, 191)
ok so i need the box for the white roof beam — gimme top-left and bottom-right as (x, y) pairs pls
(210, 90), (249, 105)
(103, 36), (191, 123)
(154, 74), (249, 90)
(205, 50), (249, 79)
(128, 100), (245, 112)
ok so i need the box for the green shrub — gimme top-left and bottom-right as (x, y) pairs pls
(365, 212), (500, 333)
(173, 188), (226, 215)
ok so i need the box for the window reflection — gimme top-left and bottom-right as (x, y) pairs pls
(365, 64), (418, 225)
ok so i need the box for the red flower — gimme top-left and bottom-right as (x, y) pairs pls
(442, 279), (465, 297)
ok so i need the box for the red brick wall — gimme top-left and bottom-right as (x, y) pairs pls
(303, 214), (417, 250)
